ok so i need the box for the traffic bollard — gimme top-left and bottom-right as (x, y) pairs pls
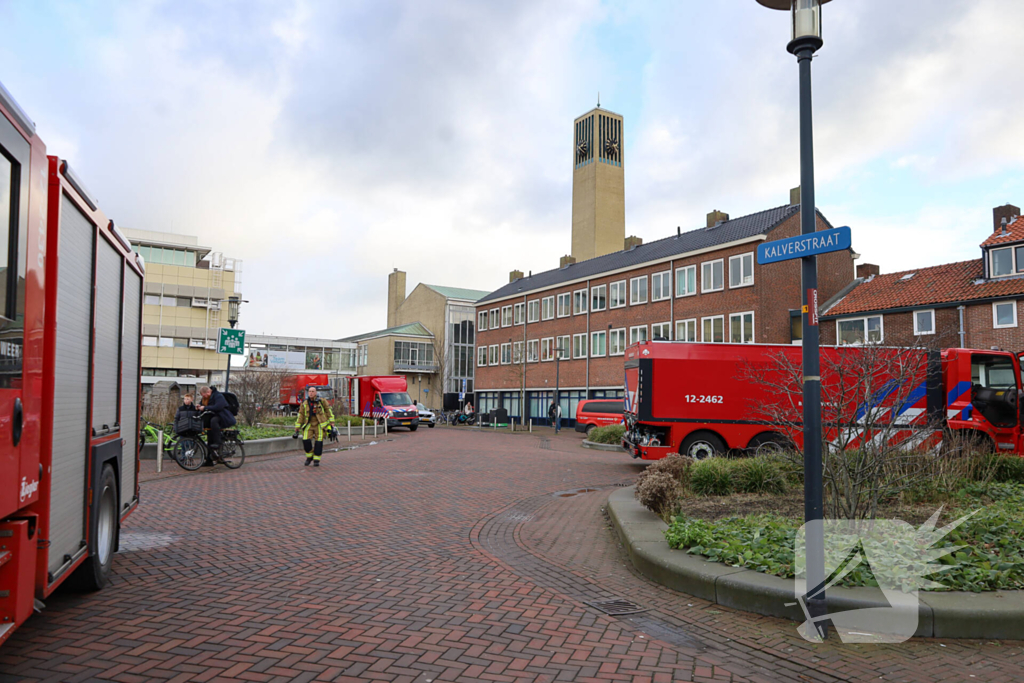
(348, 422), (351, 441)
(156, 430), (163, 473)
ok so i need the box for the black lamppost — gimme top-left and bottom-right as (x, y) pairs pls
(756, 0), (831, 640)
(224, 295), (241, 392)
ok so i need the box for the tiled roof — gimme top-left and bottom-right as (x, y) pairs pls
(980, 216), (1024, 247)
(337, 321), (434, 342)
(823, 259), (1024, 316)
(423, 284), (491, 302)
(477, 204), (813, 304)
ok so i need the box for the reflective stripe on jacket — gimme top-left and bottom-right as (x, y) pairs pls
(295, 398), (335, 441)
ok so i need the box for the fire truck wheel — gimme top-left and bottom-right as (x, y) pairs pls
(68, 464), (118, 592)
(681, 432), (725, 460)
(409, 423), (418, 431)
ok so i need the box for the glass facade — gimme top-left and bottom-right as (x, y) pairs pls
(447, 304), (476, 394)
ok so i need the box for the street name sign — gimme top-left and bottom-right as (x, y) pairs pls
(218, 328), (246, 354)
(757, 225), (851, 265)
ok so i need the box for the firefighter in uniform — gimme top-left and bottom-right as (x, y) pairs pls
(294, 386), (335, 467)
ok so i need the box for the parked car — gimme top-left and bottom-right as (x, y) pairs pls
(416, 403), (436, 428)
(575, 399), (625, 436)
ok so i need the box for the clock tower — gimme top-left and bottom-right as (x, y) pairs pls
(571, 106), (625, 261)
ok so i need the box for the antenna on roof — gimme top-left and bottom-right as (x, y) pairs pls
(597, 91), (600, 108)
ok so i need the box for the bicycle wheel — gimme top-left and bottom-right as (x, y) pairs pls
(173, 436), (207, 471)
(219, 437), (246, 469)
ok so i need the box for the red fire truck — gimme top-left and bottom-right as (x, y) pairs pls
(348, 376), (419, 431)
(623, 340), (1023, 461)
(279, 373), (333, 411)
(0, 81), (143, 646)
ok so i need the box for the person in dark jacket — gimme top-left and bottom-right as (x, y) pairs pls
(198, 385), (236, 453)
(175, 393), (199, 423)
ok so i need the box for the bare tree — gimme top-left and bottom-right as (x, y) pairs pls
(232, 368), (288, 426)
(430, 336), (450, 409)
(741, 335), (984, 519)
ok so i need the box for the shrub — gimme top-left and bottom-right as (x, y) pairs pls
(732, 458), (787, 495)
(648, 454), (694, 488)
(634, 470), (680, 518)
(987, 455), (1024, 484)
(589, 424), (626, 444)
(690, 458), (733, 496)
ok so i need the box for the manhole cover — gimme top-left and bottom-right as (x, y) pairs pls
(586, 598), (649, 616)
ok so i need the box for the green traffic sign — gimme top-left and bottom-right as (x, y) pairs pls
(218, 328), (246, 354)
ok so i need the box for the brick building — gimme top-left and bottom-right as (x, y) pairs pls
(474, 199), (855, 424)
(821, 204), (1024, 350)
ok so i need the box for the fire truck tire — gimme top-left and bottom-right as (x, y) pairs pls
(680, 431), (725, 460)
(68, 464), (118, 592)
(409, 423), (418, 431)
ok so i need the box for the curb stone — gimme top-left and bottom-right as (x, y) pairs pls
(608, 486), (1024, 640)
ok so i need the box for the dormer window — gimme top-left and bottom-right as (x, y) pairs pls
(990, 245), (1024, 277)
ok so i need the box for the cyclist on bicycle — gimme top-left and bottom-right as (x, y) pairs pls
(294, 386), (335, 467)
(198, 386), (236, 459)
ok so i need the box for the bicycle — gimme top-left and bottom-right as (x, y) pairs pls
(172, 426), (246, 471)
(140, 421), (176, 452)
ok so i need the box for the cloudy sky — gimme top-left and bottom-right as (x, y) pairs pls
(3, 0), (1023, 338)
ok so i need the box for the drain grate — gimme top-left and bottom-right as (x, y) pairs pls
(586, 598), (649, 616)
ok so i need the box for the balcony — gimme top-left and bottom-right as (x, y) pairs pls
(394, 361), (439, 373)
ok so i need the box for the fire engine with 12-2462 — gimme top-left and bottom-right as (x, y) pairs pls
(0, 80), (143, 646)
(623, 340), (1024, 461)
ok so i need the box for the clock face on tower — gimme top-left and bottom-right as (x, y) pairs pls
(576, 140), (589, 162)
(604, 136), (619, 161)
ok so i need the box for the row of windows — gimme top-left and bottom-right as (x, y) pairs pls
(142, 336), (213, 349)
(144, 294), (220, 310)
(134, 245), (199, 268)
(837, 301), (1021, 346)
(477, 254), (756, 330)
(476, 312), (757, 367)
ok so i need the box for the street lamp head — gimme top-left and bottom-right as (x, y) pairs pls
(755, 0), (831, 51)
(227, 295), (241, 327)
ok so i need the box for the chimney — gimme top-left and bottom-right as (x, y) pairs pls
(706, 210), (729, 228)
(857, 263), (880, 279)
(387, 268), (406, 328)
(993, 204), (1020, 233)
(509, 269), (524, 283)
(624, 235), (643, 250)
(790, 187), (801, 206)
(559, 255), (576, 269)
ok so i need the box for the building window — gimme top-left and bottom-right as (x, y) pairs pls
(144, 294), (161, 306)
(651, 271), (671, 301)
(591, 331), (606, 357)
(557, 293), (572, 317)
(676, 318), (697, 342)
(527, 339), (539, 362)
(556, 335), (571, 360)
(527, 300), (540, 323)
(676, 265), (696, 297)
(914, 309), (935, 336)
(478, 311), (488, 331)
(142, 336), (158, 346)
(702, 259), (724, 292)
(993, 301), (1018, 329)
(729, 253), (754, 288)
(158, 337), (174, 347)
(501, 343), (512, 364)
(502, 306), (513, 327)
(541, 296), (555, 320)
(630, 276), (648, 305)
(489, 344), (499, 365)
(837, 316), (884, 345)
(629, 325), (648, 345)
(729, 311), (755, 343)
(478, 346), (488, 367)
(591, 284), (607, 311)
(541, 337), (554, 362)
(394, 341), (435, 368)
(572, 333), (587, 358)
(573, 288), (588, 315)
(990, 247), (1020, 277)
(651, 322), (671, 340)
(490, 308), (499, 326)
(702, 316), (724, 343)
(610, 280), (627, 308)
(609, 328), (627, 355)
(512, 341), (523, 363)
(514, 302), (525, 325)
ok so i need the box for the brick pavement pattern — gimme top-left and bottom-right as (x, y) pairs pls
(2, 428), (1022, 682)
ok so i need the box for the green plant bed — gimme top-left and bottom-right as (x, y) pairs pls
(665, 481), (1024, 593)
(588, 424), (625, 444)
(238, 425), (294, 440)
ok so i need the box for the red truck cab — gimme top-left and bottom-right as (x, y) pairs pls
(279, 373), (333, 412)
(348, 375), (419, 431)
